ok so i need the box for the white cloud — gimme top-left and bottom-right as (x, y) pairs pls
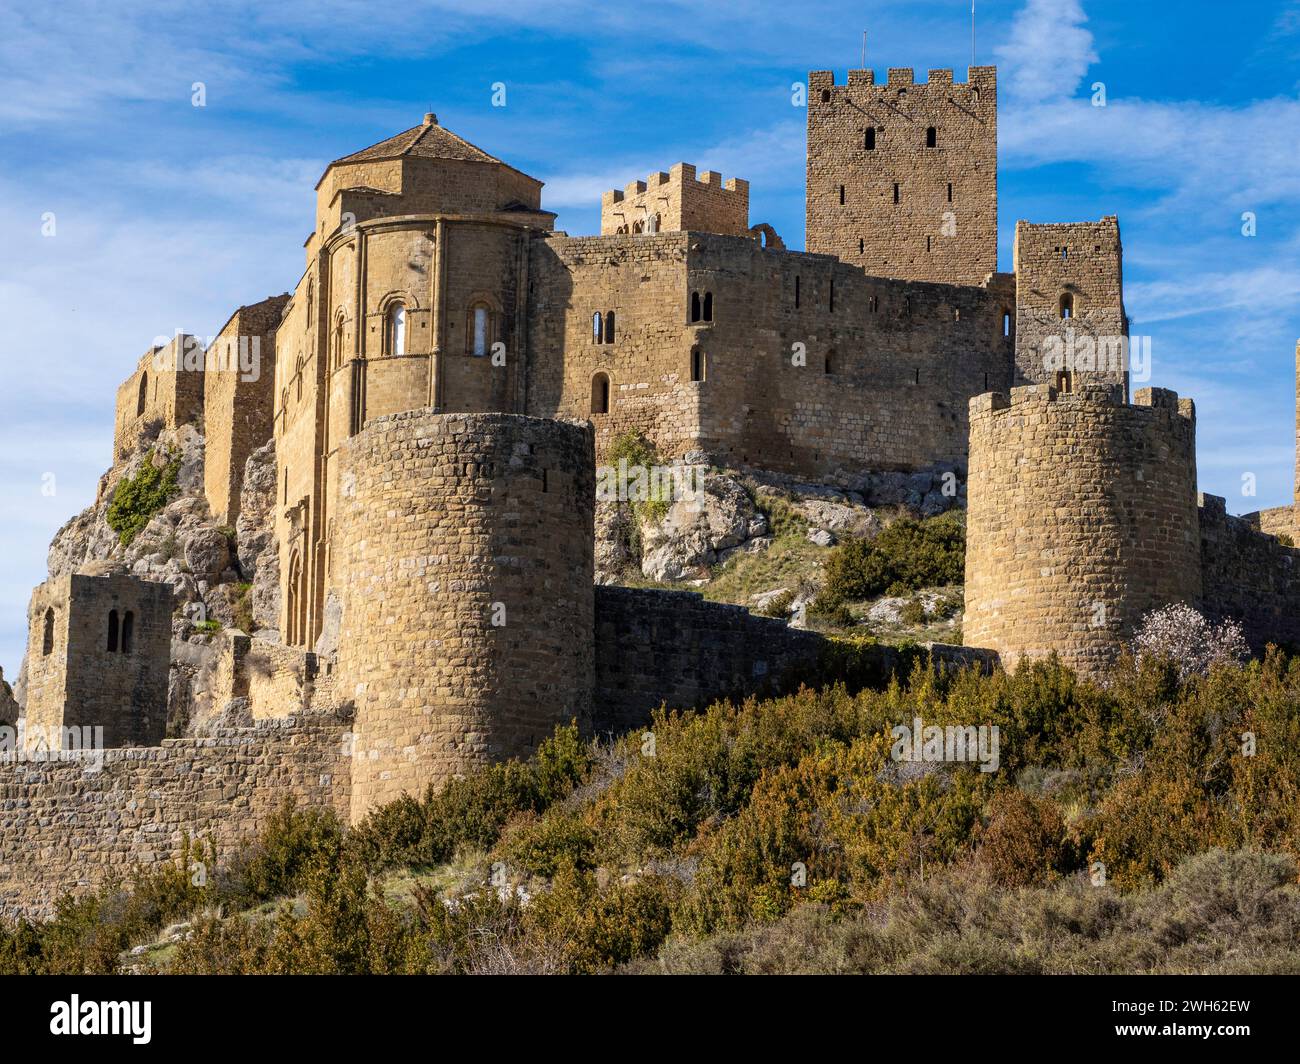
(994, 0), (1097, 103)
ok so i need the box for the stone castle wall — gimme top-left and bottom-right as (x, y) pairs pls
(112, 335), (205, 463)
(203, 295), (289, 525)
(806, 67), (998, 286)
(0, 711), (351, 919)
(964, 384), (1201, 677)
(528, 230), (1017, 478)
(334, 410), (595, 823)
(1013, 218), (1127, 389)
(1199, 494), (1300, 651)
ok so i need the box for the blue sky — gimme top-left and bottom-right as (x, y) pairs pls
(2, 0), (1299, 677)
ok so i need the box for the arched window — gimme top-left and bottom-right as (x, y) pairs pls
(603, 310), (616, 344)
(690, 292), (701, 323)
(591, 372), (610, 415)
(386, 302), (406, 356)
(1055, 369), (1074, 394)
(1059, 293), (1074, 320)
(287, 551), (302, 647)
(646, 213), (660, 234)
(926, 126), (937, 148)
(632, 220), (644, 234)
(280, 388), (289, 420)
(333, 314), (346, 369)
(1002, 310), (1013, 338)
(702, 292), (713, 322)
(42, 607), (54, 656)
(592, 311), (604, 343)
(137, 373), (148, 416)
(295, 354), (304, 401)
(121, 611), (134, 654)
(864, 127), (876, 150)
(306, 278), (314, 325)
(691, 347), (705, 382)
(283, 466), (289, 505)
(107, 610), (119, 652)
(470, 303), (491, 356)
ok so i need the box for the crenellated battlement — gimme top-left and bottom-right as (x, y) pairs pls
(600, 161), (749, 236)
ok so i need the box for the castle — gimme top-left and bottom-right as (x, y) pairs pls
(4, 64), (1298, 916)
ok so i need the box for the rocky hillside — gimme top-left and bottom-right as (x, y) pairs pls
(15, 423), (280, 735)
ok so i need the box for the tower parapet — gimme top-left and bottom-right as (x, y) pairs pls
(964, 383), (1200, 677)
(806, 66), (997, 284)
(601, 162), (750, 236)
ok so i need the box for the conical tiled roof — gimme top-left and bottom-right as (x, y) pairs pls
(332, 113), (504, 167)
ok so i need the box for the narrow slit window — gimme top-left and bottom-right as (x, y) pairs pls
(691, 347), (705, 382)
(472, 305), (489, 356)
(864, 127), (875, 150)
(593, 311), (603, 342)
(893, 182), (900, 204)
(839, 184), (845, 205)
(794, 276), (800, 308)
(42, 607), (54, 655)
(690, 292), (701, 323)
(387, 303), (406, 356)
(603, 310), (616, 344)
(703, 292), (713, 322)
(107, 610), (119, 652)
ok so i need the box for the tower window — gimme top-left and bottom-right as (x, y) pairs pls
(859, 237), (865, 254)
(41, 607), (54, 656)
(333, 314), (346, 369)
(470, 303), (491, 356)
(1055, 369), (1074, 394)
(829, 279), (835, 313)
(839, 184), (845, 205)
(1060, 293), (1074, 320)
(591, 372), (610, 415)
(593, 311), (604, 342)
(136, 373), (147, 416)
(386, 302), (406, 356)
(691, 347), (706, 382)
(893, 182), (900, 204)
(121, 611), (134, 655)
(107, 610), (119, 652)
(864, 128), (876, 150)
(824, 350), (834, 375)
(926, 126), (937, 148)
(689, 292), (701, 323)
(820, 88), (830, 103)
(794, 276), (800, 308)
(1003, 310), (1013, 338)
(702, 292), (713, 322)
(603, 310), (616, 344)
(947, 182), (953, 203)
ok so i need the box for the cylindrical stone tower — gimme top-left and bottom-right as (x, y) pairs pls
(964, 383), (1201, 678)
(335, 410), (595, 822)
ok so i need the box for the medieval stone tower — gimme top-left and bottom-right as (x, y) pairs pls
(964, 383), (1200, 677)
(1012, 217), (1128, 391)
(334, 410), (594, 822)
(805, 66), (998, 285)
(23, 573), (173, 749)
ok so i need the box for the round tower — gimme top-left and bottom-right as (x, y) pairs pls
(964, 383), (1201, 678)
(334, 410), (595, 822)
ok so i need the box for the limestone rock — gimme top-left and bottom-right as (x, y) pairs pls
(236, 440), (280, 634)
(639, 470), (767, 582)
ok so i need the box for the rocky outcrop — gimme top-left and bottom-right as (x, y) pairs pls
(235, 440), (279, 637)
(639, 470), (768, 582)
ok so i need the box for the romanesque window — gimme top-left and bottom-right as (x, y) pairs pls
(306, 278), (314, 326)
(287, 552), (302, 647)
(690, 292), (701, 323)
(386, 302), (406, 356)
(107, 610), (119, 652)
(1059, 293), (1074, 320)
(603, 310), (616, 344)
(1003, 310), (1013, 338)
(691, 347), (705, 382)
(42, 607), (54, 656)
(864, 128), (876, 150)
(591, 372), (610, 415)
(926, 126), (937, 148)
(1056, 370), (1074, 394)
(280, 388), (289, 422)
(333, 313), (346, 369)
(121, 611), (134, 654)
(825, 350), (835, 375)
(647, 213), (660, 234)
(702, 292), (713, 322)
(295, 354), (304, 400)
(284, 466), (289, 505)
(632, 220), (644, 234)
(136, 373), (147, 417)
(470, 303), (492, 356)
(869, 295), (879, 313)
(592, 311), (603, 342)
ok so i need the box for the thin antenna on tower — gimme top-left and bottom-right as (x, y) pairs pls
(971, 0), (976, 66)
(861, 30), (867, 69)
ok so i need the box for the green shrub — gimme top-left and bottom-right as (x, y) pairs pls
(106, 449), (181, 545)
(604, 431), (671, 523)
(819, 511), (965, 604)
